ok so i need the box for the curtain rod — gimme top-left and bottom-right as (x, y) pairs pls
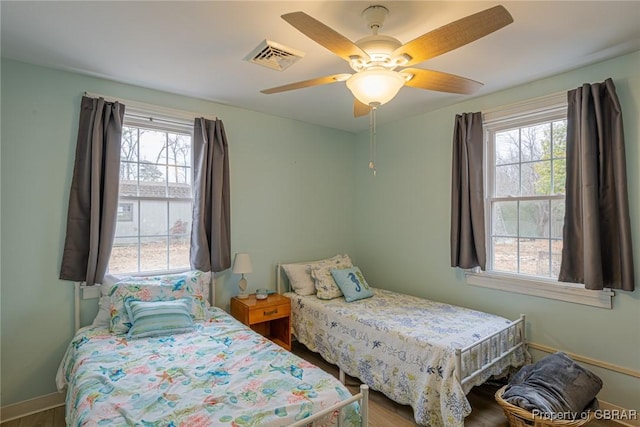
(83, 91), (220, 123)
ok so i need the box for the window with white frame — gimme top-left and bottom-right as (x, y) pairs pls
(487, 108), (567, 278)
(108, 112), (194, 274)
(466, 93), (614, 308)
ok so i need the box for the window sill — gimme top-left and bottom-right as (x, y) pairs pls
(464, 271), (614, 309)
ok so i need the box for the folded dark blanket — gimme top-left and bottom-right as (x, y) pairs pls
(503, 352), (602, 417)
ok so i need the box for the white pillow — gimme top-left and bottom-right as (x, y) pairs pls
(90, 271), (213, 327)
(125, 299), (195, 339)
(282, 255), (352, 296)
(282, 263), (316, 295)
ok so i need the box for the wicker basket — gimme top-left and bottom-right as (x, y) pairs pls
(495, 386), (594, 427)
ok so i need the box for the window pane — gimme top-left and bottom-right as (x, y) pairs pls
(493, 201), (518, 236)
(495, 164), (519, 196)
(521, 123), (549, 162)
(110, 237), (139, 274)
(168, 200), (190, 269)
(140, 236), (168, 272)
(140, 200), (167, 236)
(493, 237), (518, 273)
(169, 201), (191, 238)
(551, 120), (567, 160)
(139, 129), (167, 164)
(138, 162), (167, 186)
(519, 200), (550, 238)
(121, 127), (139, 162)
(519, 238), (552, 276)
(520, 162), (538, 195)
(495, 129), (519, 165)
(139, 130), (168, 192)
(550, 200), (565, 239)
(167, 133), (191, 167)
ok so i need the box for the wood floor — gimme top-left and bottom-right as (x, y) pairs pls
(0, 407), (65, 427)
(1, 341), (619, 427)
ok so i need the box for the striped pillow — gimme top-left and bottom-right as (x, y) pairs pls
(109, 280), (207, 334)
(124, 299), (195, 339)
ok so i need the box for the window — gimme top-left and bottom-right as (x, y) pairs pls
(108, 113), (193, 274)
(117, 203), (134, 221)
(488, 115), (566, 277)
(465, 93), (613, 308)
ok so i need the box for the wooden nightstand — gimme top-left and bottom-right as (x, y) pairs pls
(230, 294), (291, 351)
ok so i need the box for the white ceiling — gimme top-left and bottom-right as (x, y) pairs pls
(2, 1), (639, 133)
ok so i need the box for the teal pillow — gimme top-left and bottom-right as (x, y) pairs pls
(330, 267), (373, 302)
(124, 299), (195, 339)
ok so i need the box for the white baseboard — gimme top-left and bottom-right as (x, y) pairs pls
(0, 391), (65, 423)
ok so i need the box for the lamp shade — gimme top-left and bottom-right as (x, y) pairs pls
(346, 69), (406, 106)
(232, 253), (253, 274)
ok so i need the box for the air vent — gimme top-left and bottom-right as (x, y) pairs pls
(245, 40), (305, 71)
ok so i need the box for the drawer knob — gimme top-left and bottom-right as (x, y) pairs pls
(264, 309), (278, 316)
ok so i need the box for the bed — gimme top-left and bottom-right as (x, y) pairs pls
(277, 257), (529, 426)
(56, 270), (368, 427)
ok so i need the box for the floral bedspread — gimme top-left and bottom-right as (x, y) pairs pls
(56, 307), (360, 427)
(286, 289), (529, 426)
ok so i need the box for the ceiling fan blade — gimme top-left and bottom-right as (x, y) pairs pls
(403, 68), (483, 94)
(353, 99), (371, 117)
(261, 74), (351, 94)
(393, 5), (513, 67)
(282, 12), (370, 62)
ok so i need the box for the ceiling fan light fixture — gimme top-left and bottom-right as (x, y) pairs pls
(346, 69), (405, 106)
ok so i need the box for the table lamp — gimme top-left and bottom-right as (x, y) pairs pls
(232, 253), (253, 299)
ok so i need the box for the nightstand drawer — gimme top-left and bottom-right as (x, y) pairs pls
(230, 294), (292, 351)
(248, 303), (290, 324)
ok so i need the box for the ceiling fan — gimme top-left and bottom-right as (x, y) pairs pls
(261, 4), (514, 117)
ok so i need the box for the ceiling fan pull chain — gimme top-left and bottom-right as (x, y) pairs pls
(369, 104), (378, 176)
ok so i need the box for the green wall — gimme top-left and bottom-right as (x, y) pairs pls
(353, 51), (640, 410)
(0, 59), (355, 405)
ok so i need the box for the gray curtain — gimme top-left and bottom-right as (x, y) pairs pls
(190, 118), (231, 273)
(559, 78), (635, 291)
(450, 112), (486, 269)
(60, 96), (125, 285)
